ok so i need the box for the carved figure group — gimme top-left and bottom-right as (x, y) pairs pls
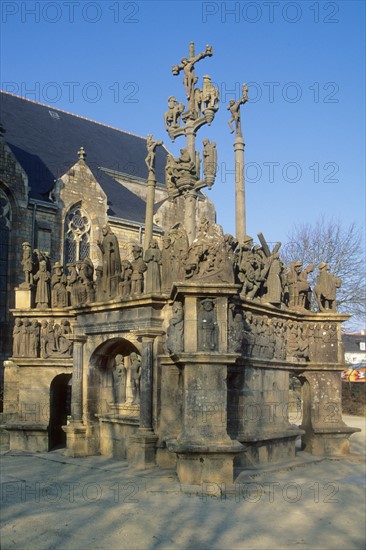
(12, 317), (72, 358)
(112, 352), (141, 405)
(313, 263), (341, 312)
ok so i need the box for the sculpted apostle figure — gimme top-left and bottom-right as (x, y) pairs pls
(144, 240), (162, 293)
(98, 224), (121, 299)
(34, 260), (51, 308)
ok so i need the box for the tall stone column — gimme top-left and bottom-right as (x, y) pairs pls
(139, 336), (154, 430)
(234, 135), (246, 242)
(144, 171), (156, 250)
(129, 329), (162, 468)
(63, 334), (87, 457)
(70, 335), (86, 422)
(184, 189), (197, 244)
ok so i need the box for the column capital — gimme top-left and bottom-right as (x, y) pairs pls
(134, 329), (164, 342)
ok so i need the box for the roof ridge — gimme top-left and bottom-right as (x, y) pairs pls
(0, 90), (147, 141)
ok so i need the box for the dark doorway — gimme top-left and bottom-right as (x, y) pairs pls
(49, 374), (72, 450)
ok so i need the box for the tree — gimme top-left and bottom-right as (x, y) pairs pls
(282, 218), (366, 328)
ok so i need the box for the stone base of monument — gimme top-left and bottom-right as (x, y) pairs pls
(15, 287), (33, 309)
(97, 405), (140, 458)
(63, 422), (87, 457)
(300, 425), (361, 456)
(5, 423), (48, 452)
(128, 428), (159, 468)
(235, 428), (304, 468)
(167, 440), (244, 487)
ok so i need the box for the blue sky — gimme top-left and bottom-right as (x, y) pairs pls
(1, 0), (365, 245)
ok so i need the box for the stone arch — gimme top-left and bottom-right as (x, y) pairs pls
(87, 337), (141, 420)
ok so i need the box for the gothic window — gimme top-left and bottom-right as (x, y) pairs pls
(64, 204), (90, 264)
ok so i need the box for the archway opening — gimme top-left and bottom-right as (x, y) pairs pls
(49, 374), (72, 450)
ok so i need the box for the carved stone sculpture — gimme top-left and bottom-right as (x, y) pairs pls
(172, 44), (213, 103)
(78, 257), (95, 303)
(228, 304), (244, 353)
(113, 354), (126, 404)
(263, 253), (285, 306)
(287, 261), (314, 310)
(55, 319), (73, 356)
(13, 318), (23, 356)
(130, 244), (147, 295)
(145, 134), (163, 174)
(40, 320), (49, 358)
(29, 319), (40, 357)
(165, 148), (197, 193)
(227, 84), (248, 136)
(198, 298), (218, 352)
(98, 224), (122, 300)
(144, 240), (162, 293)
(51, 262), (68, 308)
(314, 263), (341, 312)
(202, 138), (217, 187)
(119, 260), (133, 298)
(164, 96), (185, 129)
(129, 352), (141, 405)
(34, 260), (51, 308)
(166, 302), (184, 354)
(67, 264), (79, 307)
(238, 236), (261, 300)
(20, 242), (33, 289)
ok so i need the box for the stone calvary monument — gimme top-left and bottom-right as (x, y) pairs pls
(3, 43), (359, 489)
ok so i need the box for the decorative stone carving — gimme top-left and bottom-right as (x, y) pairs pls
(161, 236), (173, 292)
(144, 240), (162, 293)
(51, 262), (68, 308)
(165, 148), (198, 193)
(166, 302), (184, 354)
(198, 298), (218, 352)
(34, 260), (51, 308)
(29, 319), (40, 357)
(164, 96), (185, 130)
(98, 224), (121, 300)
(78, 257), (95, 303)
(130, 244), (147, 295)
(66, 264), (79, 307)
(20, 242), (33, 289)
(314, 263), (341, 312)
(228, 304), (244, 353)
(238, 236), (260, 300)
(12, 318), (23, 356)
(55, 319), (73, 356)
(263, 253), (285, 307)
(113, 354), (126, 404)
(168, 223), (189, 282)
(172, 44), (213, 103)
(227, 83), (248, 136)
(184, 219), (235, 283)
(287, 261), (314, 310)
(129, 352), (141, 405)
(202, 138), (217, 188)
(145, 134), (163, 174)
(119, 260), (133, 298)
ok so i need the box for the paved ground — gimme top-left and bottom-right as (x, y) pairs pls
(1, 415), (365, 550)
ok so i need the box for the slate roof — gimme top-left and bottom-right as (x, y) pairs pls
(0, 91), (168, 222)
(343, 333), (366, 354)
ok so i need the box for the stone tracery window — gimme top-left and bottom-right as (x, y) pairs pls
(64, 204), (90, 264)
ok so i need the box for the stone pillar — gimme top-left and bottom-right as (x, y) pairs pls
(144, 171), (156, 250)
(139, 336), (154, 430)
(70, 335), (86, 422)
(300, 371), (360, 455)
(129, 330), (162, 468)
(234, 135), (245, 242)
(184, 189), (197, 244)
(63, 334), (87, 457)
